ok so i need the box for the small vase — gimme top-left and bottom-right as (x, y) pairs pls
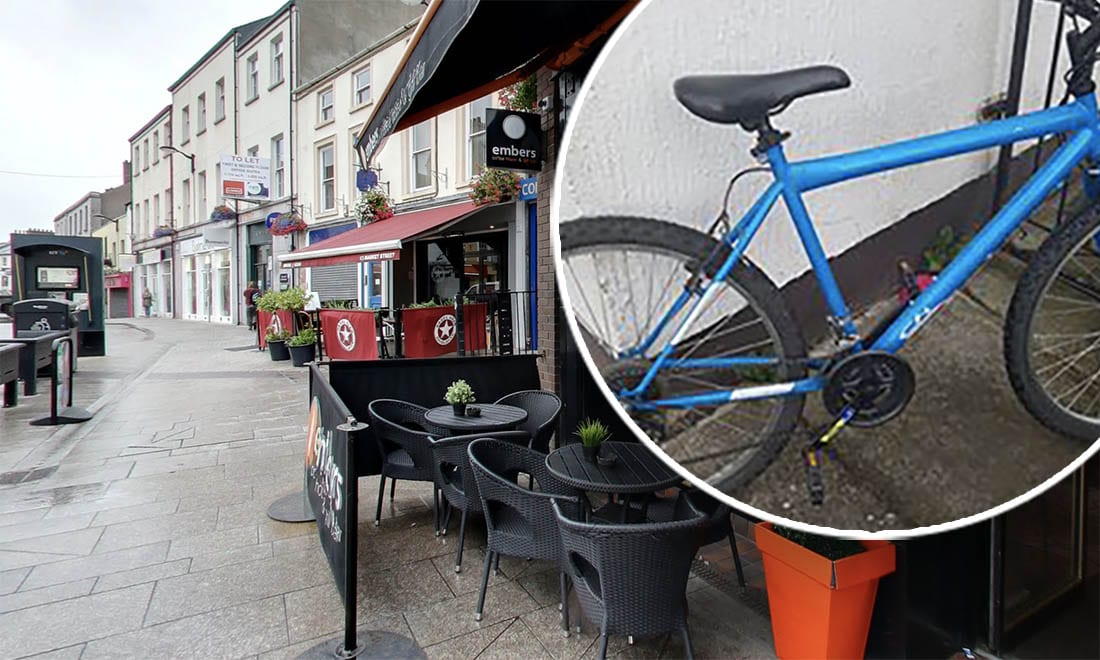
(452, 403), (467, 416)
(582, 445), (599, 463)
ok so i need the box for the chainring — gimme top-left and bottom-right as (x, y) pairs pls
(601, 358), (669, 444)
(822, 350), (916, 427)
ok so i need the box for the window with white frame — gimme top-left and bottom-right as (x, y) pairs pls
(153, 194), (160, 225)
(197, 171), (207, 221)
(272, 135), (285, 198)
(319, 144), (335, 211)
(165, 189), (172, 224)
(133, 146), (140, 175)
(270, 35), (283, 86)
(181, 106), (190, 143)
(153, 131), (159, 162)
(467, 95), (492, 177)
(247, 145), (259, 158)
(164, 120), (171, 145)
(353, 67), (371, 106)
(215, 78), (226, 122)
(143, 139), (149, 170)
(411, 120), (432, 191)
(182, 178), (191, 225)
(197, 93), (206, 133)
(247, 54), (259, 101)
(143, 200), (149, 233)
(134, 204), (141, 238)
(319, 88), (334, 123)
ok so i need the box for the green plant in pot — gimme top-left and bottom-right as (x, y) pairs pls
(575, 418), (611, 462)
(445, 379), (475, 416)
(286, 327), (317, 367)
(265, 329), (291, 361)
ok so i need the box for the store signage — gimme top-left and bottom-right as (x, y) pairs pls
(304, 387), (354, 602)
(220, 154), (271, 201)
(266, 212), (281, 229)
(358, 250), (398, 262)
(319, 309), (379, 360)
(519, 177), (538, 201)
(356, 170), (378, 191)
(485, 109), (542, 171)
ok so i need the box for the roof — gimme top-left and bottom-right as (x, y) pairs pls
(279, 200), (479, 267)
(167, 11), (283, 92)
(128, 105), (172, 143)
(294, 17), (419, 96)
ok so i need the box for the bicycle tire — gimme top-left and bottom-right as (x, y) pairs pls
(559, 216), (808, 493)
(1005, 201), (1100, 441)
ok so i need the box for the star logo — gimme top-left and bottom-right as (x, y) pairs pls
(336, 318), (356, 352)
(268, 314), (283, 335)
(434, 314), (457, 346)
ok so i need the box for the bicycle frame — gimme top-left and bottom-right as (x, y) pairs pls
(623, 93), (1100, 411)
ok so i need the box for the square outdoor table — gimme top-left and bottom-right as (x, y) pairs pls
(424, 403), (528, 435)
(545, 441), (685, 522)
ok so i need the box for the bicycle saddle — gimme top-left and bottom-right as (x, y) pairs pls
(674, 65), (850, 129)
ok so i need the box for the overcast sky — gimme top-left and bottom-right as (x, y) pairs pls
(0, 0), (282, 241)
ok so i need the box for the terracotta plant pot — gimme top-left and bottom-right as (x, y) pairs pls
(268, 340), (290, 361)
(754, 522), (896, 660)
(452, 402), (466, 416)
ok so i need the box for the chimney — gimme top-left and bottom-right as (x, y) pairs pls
(122, 160), (131, 185)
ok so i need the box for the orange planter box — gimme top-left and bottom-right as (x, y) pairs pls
(754, 522), (896, 660)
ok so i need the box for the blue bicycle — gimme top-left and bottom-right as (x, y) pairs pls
(559, 0), (1100, 501)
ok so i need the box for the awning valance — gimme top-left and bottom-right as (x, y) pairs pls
(355, 0), (635, 166)
(278, 201), (479, 268)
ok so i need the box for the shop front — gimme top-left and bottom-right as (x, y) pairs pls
(134, 244), (173, 318)
(305, 220), (361, 306)
(178, 234), (234, 324)
(104, 272), (132, 318)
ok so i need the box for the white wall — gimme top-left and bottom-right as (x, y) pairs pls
(237, 13), (293, 206)
(558, 0), (1066, 287)
(131, 112), (172, 240)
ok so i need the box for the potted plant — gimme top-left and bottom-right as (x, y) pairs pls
(498, 75), (537, 111)
(209, 204), (237, 221)
(153, 225), (174, 238)
(468, 166), (521, 206)
(287, 327), (317, 367)
(754, 522), (896, 660)
(266, 329), (291, 361)
(575, 418), (611, 462)
(444, 379), (475, 416)
(352, 188), (395, 225)
(270, 211), (307, 236)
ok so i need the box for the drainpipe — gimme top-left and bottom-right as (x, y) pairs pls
(289, 3), (298, 289)
(991, 0), (1035, 213)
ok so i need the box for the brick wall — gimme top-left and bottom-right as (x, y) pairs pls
(536, 66), (560, 394)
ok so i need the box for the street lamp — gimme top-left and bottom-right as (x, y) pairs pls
(159, 145), (195, 173)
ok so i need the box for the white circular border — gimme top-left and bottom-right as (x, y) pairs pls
(548, 0), (1100, 540)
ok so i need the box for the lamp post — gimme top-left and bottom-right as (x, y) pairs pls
(160, 146), (199, 320)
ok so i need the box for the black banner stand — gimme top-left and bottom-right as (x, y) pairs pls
(30, 336), (92, 426)
(267, 467), (317, 523)
(298, 418), (424, 660)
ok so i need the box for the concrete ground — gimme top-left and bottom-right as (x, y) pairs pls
(0, 319), (774, 659)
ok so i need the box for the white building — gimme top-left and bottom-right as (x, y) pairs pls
(0, 240), (11, 300)
(129, 105), (174, 318)
(52, 192), (102, 237)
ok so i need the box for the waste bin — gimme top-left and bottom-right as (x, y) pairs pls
(12, 299), (79, 337)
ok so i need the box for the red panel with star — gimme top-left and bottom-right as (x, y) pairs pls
(319, 309), (380, 361)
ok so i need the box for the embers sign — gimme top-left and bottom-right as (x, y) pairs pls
(485, 109), (543, 171)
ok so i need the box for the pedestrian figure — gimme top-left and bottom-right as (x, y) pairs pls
(142, 288), (153, 317)
(243, 281), (260, 331)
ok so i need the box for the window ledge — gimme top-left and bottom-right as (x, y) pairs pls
(351, 100), (373, 113)
(315, 209), (338, 220)
(268, 79), (284, 92)
(245, 94), (259, 107)
(181, 138), (191, 146)
(214, 115), (225, 125)
(402, 189), (436, 203)
(196, 128), (207, 137)
(316, 118), (335, 130)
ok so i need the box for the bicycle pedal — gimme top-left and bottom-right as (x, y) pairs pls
(803, 458), (826, 506)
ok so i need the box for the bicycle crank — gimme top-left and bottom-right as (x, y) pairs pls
(821, 350), (916, 427)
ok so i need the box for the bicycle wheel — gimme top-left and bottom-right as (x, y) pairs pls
(559, 216), (807, 492)
(1006, 202), (1100, 441)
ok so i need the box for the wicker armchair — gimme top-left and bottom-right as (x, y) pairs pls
(551, 493), (707, 659)
(430, 431), (529, 574)
(493, 390), (562, 453)
(646, 488), (746, 586)
(367, 399), (449, 529)
(468, 438), (583, 631)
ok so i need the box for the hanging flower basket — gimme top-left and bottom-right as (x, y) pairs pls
(269, 212), (307, 236)
(352, 188), (394, 225)
(153, 225), (174, 238)
(210, 204), (237, 221)
(468, 167), (521, 206)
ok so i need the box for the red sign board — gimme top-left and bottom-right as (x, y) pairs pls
(402, 304), (488, 358)
(319, 309), (379, 360)
(257, 309), (295, 349)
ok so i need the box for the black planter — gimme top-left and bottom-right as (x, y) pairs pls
(452, 402), (467, 416)
(289, 343), (316, 367)
(268, 340), (290, 361)
(582, 444), (599, 462)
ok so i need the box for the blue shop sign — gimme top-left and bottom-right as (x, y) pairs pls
(519, 176), (537, 201)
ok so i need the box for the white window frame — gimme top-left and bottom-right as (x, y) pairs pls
(197, 171), (207, 222)
(181, 106), (190, 143)
(153, 193), (160, 225)
(247, 54), (259, 101)
(143, 139), (149, 170)
(319, 88), (334, 124)
(133, 147), (140, 175)
(197, 93), (206, 134)
(410, 120), (432, 192)
(153, 131), (160, 163)
(215, 78), (226, 122)
(182, 178), (191, 225)
(352, 66), (371, 107)
(270, 35), (284, 86)
(272, 134), (285, 198)
(466, 95), (492, 179)
(318, 143), (335, 212)
(247, 145), (259, 158)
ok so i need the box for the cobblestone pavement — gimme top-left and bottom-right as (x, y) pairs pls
(0, 319), (774, 659)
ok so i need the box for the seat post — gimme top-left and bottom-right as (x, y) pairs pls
(748, 116), (791, 161)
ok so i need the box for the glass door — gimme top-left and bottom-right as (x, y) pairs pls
(366, 261), (383, 308)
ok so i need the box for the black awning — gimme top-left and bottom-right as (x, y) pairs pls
(356, 0), (633, 165)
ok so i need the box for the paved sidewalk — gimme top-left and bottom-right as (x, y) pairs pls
(0, 319), (773, 659)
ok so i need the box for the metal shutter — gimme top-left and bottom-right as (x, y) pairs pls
(309, 263), (359, 302)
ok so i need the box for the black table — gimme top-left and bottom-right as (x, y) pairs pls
(0, 344), (19, 407)
(546, 441), (685, 522)
(424, 403), (528, 434)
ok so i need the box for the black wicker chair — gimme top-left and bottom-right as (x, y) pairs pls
(430, 430), (530, 574)
(551, 493), (707, 660)
(367, 399), (449, 529)
(646, 488), (746, 587)
(493, 390), (562, 453)
(468, 438), (583, 631)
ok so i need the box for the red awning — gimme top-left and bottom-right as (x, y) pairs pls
(278, 201), (479, 268)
